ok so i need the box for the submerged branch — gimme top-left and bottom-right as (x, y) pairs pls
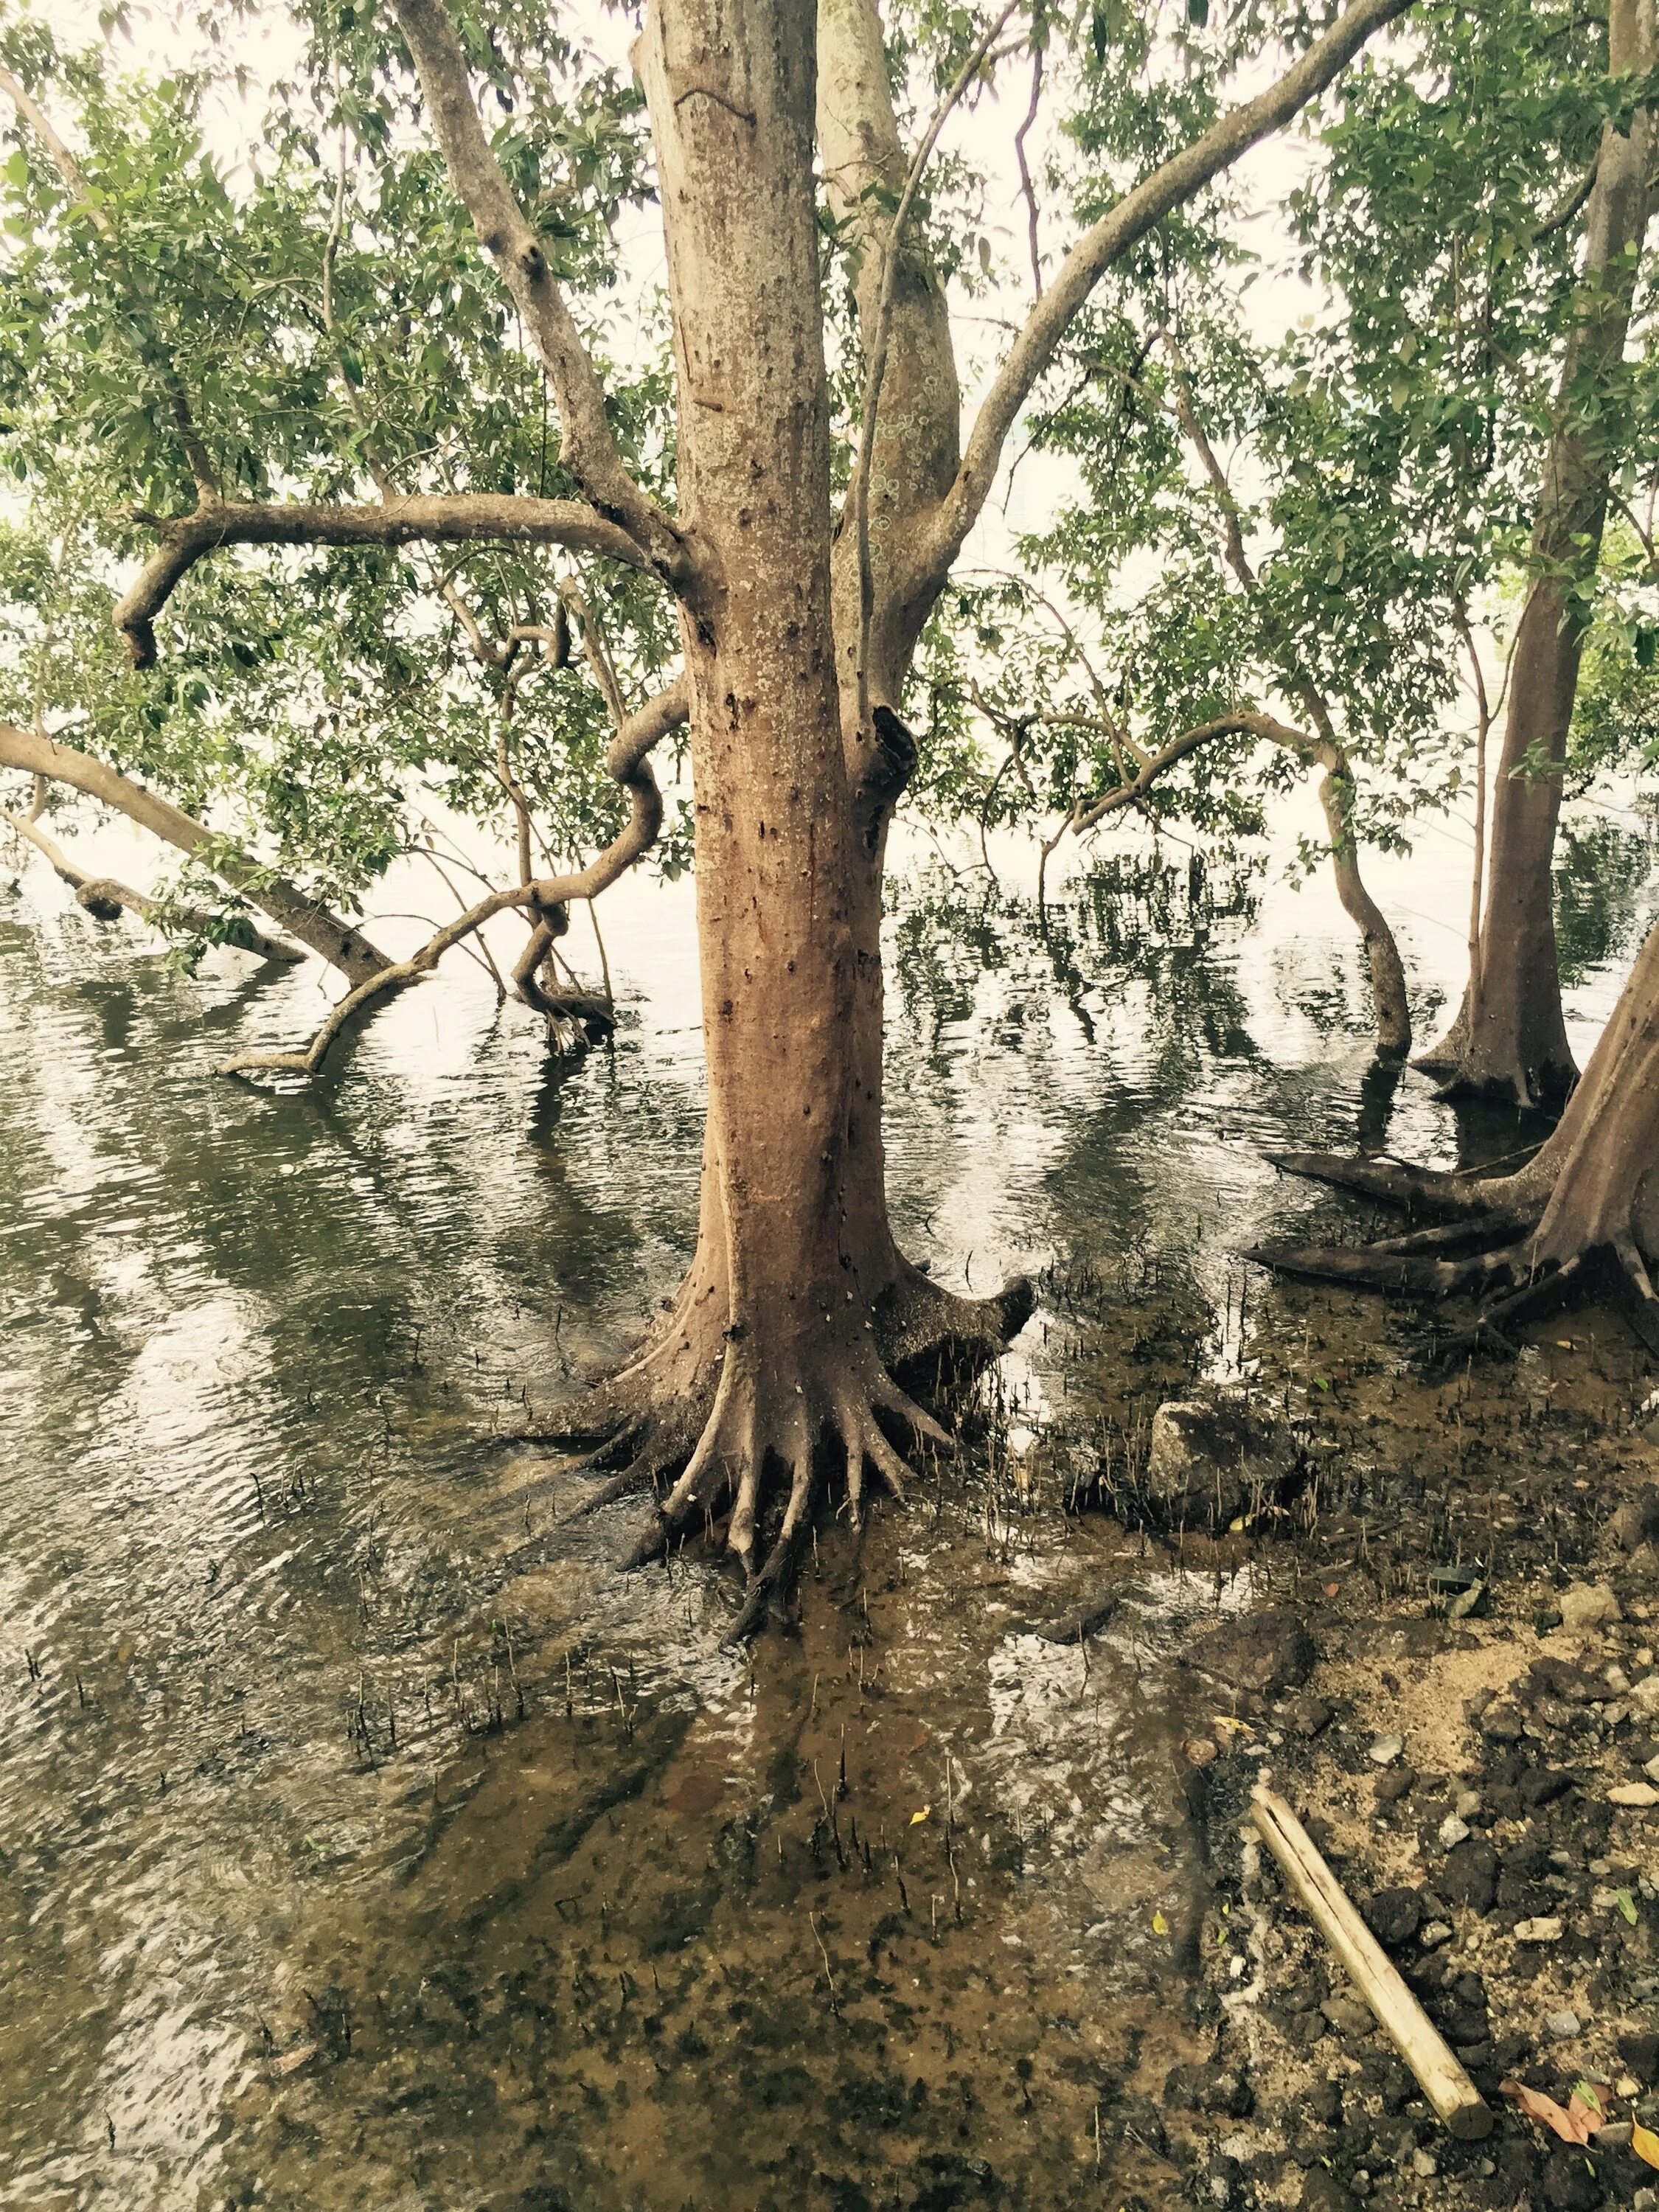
(0, 722), (387, 985)
(1, 802), (304, 963)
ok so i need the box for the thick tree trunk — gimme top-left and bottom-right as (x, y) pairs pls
(1428, 0), (1655, 1105)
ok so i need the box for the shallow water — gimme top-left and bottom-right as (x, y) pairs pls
(0, 797), (1652, 2209)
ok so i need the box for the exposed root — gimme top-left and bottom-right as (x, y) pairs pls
(495, 1259), (1032, 1635)
(1262, 1150), (1500, 1216)
(1424, 1254), (1582, 1364)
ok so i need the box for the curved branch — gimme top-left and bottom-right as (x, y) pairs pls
(1068, 708), (1309, 832)
(216, 676), (689, 1080)
(914, 0), (1413, 591)
(1, 802), (304, 962)
(114, 493), (650, 669)
(390, 0), (692, 591)
(0, 722), (387, 985)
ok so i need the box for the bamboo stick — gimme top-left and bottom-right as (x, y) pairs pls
(1251, 1784), (1492, 2141)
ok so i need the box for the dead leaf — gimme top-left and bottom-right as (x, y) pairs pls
(273, 2044), (317, 2076)
(1632, 2121), (1659, 2172)
(1499, 2080), (1596, 2146)
(1152, 1910), (1169, 1935)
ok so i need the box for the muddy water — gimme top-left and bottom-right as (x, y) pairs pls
(0, 807), (1652, 2209)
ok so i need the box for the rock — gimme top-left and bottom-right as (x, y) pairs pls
(1144, 1389), (1300, 1531)
(1544, 2009), (1582, 2039)
(1633, 1675), (1659, 1719)
(1292, 1696), (1335, 1739)
(1531, 1658), (1607, 1704)
(1374, 1766), (1416, 1806)
(1163, 2061), (1253, 2118)
(1541, 2143), (1604, 2209)
(1514, 1916), (1563, 1942)
(1481, 1702), (1524, 1742)
(1185, 1609), (1316, 1697)
(1455, 1789), (1482, 1818)
(1610, 1488), (1659, 1551)
(1368, 1735), (1405, 1767)
(1300, 2171), (1356, 2212)
(1321, 1996), (1373, 2039)
(1183, 1736), (1220, 1768)
(1522, 1769), (1573, 1809)
(1618, 2031), (1659, 2084)
(1593, 2122), (1634, 2149)
(1610, 1782), (1659, 1807)
(1411, 2148), (1438, 2178)
(1440, 1838), (1499, 1913)
(1560, 1582), (1622, 1631)
(1362, 1888), (1422, 1947)
(1438, 1814), (1471, 1848)
(1419, 1919), (1453, 1950)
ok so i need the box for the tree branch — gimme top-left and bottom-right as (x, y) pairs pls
(916, 0), (1414, 591)
(849, 0), (1020, 723)
(390, 0), (692, 590)
(1, 801), (305, 961)
(0, 721), (388, 984)
(113, 493), (650, 667)
(216, 675), (689, 1079)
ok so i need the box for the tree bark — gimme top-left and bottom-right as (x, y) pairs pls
(0, 723), (388, 986)
(1428, 0), (1656, 1105)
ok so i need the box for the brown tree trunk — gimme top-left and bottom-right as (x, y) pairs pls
(1431, 0), (1655, 1105)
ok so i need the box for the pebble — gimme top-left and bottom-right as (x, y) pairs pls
(1593, 2121), (1633, 2149)
(1514, 1916), (1563, 1942)
(1183, 1736), (1220, 1768)
(1454, 1790), (1481, 1818)
(1368, 1735), (1404, 1767)
(1419, 1920), (1453, 1950)
(1645, 1752), (1659, 1781)
(1610, 1783), (1659, 1807)
(1437, 1814), (1470, 1848)
(1634, 1675), (1659, 1719)
(1544, 2009), (1582, 2039)
(1411, 2149), (1438, 2178)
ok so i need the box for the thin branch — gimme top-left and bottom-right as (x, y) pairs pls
(391, 0), (691, 590)
(1014, 30), (1045, 300)
(917, 0), (1413, 591)
(217, 678), (688, 1079)
(1532, 145), (1599, 243)
(850, 0), (1021, 721)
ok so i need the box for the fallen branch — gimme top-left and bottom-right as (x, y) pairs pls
(1251, 1786), (1492, 2141)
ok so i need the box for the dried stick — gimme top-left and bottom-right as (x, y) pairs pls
(1251, 1787), (1491, 2141)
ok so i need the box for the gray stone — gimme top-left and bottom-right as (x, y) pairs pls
(1544, 2009), (1582, 2039)
(1368, 1734), (1405, 1767)
(1611, 1489), (1659, 1551)
(1144, 1389), (1301, 1531)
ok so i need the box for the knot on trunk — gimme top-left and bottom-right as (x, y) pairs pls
(854, 704), (918, 850)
